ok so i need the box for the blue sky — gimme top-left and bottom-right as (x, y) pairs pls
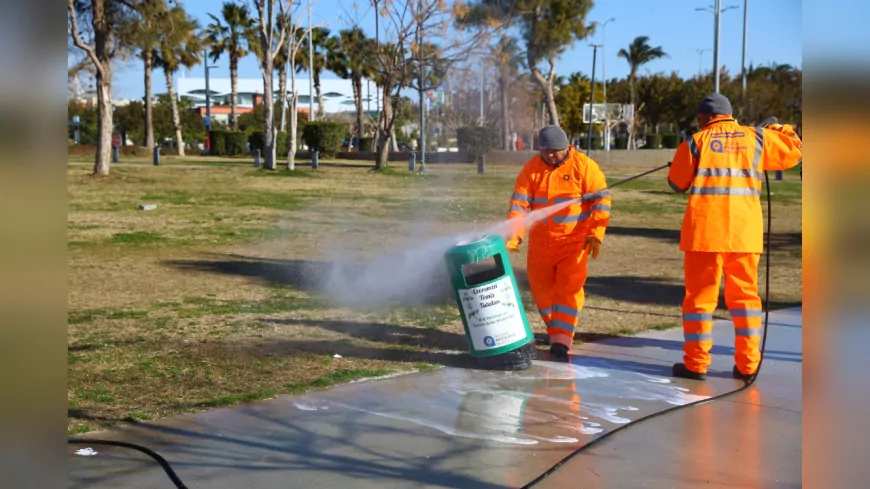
(107, 0), (803, 99)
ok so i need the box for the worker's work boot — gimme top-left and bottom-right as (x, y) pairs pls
(549, 343), (570, 362)
(672, 363), (706, 380)
(732, 365), (757, 382)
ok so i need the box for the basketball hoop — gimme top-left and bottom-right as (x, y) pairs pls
(582, 103), (634, 150)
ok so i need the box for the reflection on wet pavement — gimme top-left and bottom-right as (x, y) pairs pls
(69, 347), (738, 489)
(297, 359), (714, 447)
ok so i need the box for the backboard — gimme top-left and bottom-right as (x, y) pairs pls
(583, 103), (633, 124)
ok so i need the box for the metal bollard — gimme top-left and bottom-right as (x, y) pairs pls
(112, 146), (119, 163)
(153, 147), (159, 166)
(254, 149), (260, 168)
(477, 154), (485, 174)
(409, 152), (416, 172)
(775, 170), (783, 181)
(311, 150), (319, 170)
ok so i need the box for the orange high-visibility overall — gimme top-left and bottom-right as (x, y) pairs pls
(668, 116), (802, 375)
(507, 147), (611, 349)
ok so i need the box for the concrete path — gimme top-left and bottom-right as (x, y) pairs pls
(68, 308), (801, 488)
(533, 307), (802, 489)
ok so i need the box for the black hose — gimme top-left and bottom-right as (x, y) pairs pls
(66, 146), (780, 489)
(68, 438), (189, 489)
(597, 162), (672, 192)
(520, 135), (777, 489)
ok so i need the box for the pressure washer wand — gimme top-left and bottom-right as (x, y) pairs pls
(584, 162), (671, 201)
(581, 116), (779, 203)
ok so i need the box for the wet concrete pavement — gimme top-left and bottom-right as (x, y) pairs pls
(68, 308), (801, 488)
(534, 307), (802, 489)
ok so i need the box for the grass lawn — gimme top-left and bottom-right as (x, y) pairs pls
(67, 157), (802, 434)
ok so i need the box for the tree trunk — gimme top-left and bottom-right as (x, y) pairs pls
(288, 93), (297, 170)
(353, 75), (363, 143)
(230, 58), (239, 130)
(315, 70), (324, 119)
(165, 69), (184, 156)
(529, 65), (559, 127)
(627, 73), (637, 150)
(262, 66), (276, 169)
(278, 63), (287, 132)
(287, 52), (298, 171)
(70, 0), (111, 175)
(376, 84), (393, 169)
(95, 71), (113, 176)
(143, 52), (154, 150)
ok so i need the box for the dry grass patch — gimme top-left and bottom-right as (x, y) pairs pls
(68, 161), (801, 434)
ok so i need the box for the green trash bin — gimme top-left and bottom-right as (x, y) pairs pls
(444, 234), (536, 370)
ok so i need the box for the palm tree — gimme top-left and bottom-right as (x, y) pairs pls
(618, 36), (667, 108)
(119, 0), (169, 150)
(327, 27), (376, 144)
(490, 35), (524, 150)
(204, 2), (255, 131)
(618, 36), (667, 149)
(154, 6), (203, 156)
(297, 27), (338, 119)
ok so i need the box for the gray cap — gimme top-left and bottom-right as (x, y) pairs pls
(697, 93), (733, 115)
(538, 125), (569, 150)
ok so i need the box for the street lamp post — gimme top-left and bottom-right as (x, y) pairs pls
(587, 44), (601, 157)
(308, 0), (314, 121)
(696, 1), (738, 93)
(595, 17), (615, 151)
(741, 0), (749, 119)
(202, 50), (218, 155)
(374, 0), (380, 151)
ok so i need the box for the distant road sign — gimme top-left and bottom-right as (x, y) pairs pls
(203, 116), (211, 127)
(112, 133), (122, 147)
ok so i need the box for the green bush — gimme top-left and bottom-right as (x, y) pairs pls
(248, 131), (264, 154)
(358, 137), (374, 152)
(661, 133), (679, 149)
(277, 131), (289, 156)
(614, 136), (628, 149)
(224, 131), (248, 155)
(578, 137), (604, 150)
(301, 121), (344, 157)
(209, 129), (228, 155)
(456, 126), (496, 159)
(207, 129), (248, 156)
(249, 131), (289, 157)
(644, 133), (662, 149)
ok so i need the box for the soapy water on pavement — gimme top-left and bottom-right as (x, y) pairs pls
(315, 195), (585, 309)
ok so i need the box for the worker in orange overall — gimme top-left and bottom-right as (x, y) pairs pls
(667, 93), (802, 381)
(505, 125), (611, 361)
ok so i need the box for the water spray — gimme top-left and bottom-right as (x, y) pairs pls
(68, 118), (788, 489)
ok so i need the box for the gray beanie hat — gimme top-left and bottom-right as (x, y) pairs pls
(538, 125), (569, 150)
(697, 93), (733, 115)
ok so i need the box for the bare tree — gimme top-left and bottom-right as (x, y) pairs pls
(68, 54), (97, 99)
(456, 0), (595, 127)
(68, 0), (143, 176)
(276, 2), (322, 170)
(369, 0), (488, 170)
(248, 0), (291, 170)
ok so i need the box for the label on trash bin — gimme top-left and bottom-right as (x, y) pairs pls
(458, 276), (526, 351)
